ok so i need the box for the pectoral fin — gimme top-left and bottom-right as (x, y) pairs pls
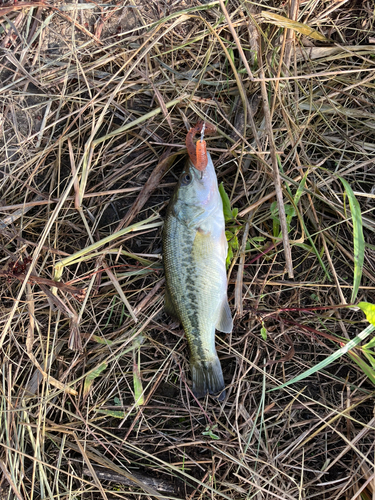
(174, 201), (205, 227)
(216, 298), (233, 333)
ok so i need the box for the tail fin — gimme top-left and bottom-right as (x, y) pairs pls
(190, 356), (226, 401)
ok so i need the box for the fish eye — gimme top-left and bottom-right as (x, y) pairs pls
(181, 173), (192, 186)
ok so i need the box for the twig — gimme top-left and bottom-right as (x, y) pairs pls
(258, 50), (294, 278)
(115, 150), (177, 231)
(0, 270), (86, 299)
(218, 0), (254, 80)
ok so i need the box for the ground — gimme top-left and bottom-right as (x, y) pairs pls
(0, 0), (375, 499)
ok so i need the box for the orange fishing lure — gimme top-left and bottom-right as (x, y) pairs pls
(185, 121), (216, 171)
(195, 140), (207, 170)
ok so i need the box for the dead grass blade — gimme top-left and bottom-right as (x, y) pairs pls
(74, 436), (109, 500)
(26, 283), (78, 395)
(103, 259), (137, 323)
(0, 459), (23, 500)
(261, 11), (329, 41)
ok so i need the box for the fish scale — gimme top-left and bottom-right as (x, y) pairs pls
(163, 152), (233, 400)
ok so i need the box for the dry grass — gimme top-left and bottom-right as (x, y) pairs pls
(1, 0), (375, 498)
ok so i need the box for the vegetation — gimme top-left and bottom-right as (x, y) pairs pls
(0, 0), (375, 498)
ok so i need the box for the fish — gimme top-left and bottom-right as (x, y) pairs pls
(162, 149), (233, 400)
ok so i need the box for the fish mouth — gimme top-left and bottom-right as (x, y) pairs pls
(186, 160), (205, 181)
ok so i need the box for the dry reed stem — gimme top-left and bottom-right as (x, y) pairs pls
(258, 53), (294, 278)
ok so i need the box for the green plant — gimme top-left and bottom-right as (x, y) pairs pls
(202, 424), (220, 440)
(219, 182), (240, 268)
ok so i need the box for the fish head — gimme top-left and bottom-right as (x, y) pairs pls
(171, 152), (221, 226)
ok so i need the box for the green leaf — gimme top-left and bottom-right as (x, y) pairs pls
(338, 177), (365, 303)
(228, 47), (235, 64)
(133, 337), (145, 407)
(270, 323), (375, 391)
(358, 302), (375, 327)
(97, 409), (126, 418)
(347, 351), (375, 386)
(270, 201), (278, 217)
(284, 205), (296, 218)
(271, 201), (297, 236)
(133, 360), (144, 406)
(293, 171), (309, 206)
(295, 242), (313, 253)
(202, 425), (220, 440)
(83, 362), (107, 399)
(226, 245), (233, 269)
(261, 322), (267, 341)
(272, 217), (280, 238)
(232, 207), (238, 218)
(92, 335), (114, 345)
(219, 183), (233, 222)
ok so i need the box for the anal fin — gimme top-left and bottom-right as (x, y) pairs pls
(216, 298), (233, 333)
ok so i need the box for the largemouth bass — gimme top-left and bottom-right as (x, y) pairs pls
(163, 151), (233, 400)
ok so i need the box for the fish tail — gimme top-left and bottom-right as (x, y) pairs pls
(190, 356), (226, 401)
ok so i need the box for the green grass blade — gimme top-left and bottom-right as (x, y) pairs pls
(347, 351), (375, 386)
(83, 362), (107, 399)
(362, 350), (375, 369)
(270, 323), (375, 391)
(338, 177), (365, 303)
(133, 336), (145, 407)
